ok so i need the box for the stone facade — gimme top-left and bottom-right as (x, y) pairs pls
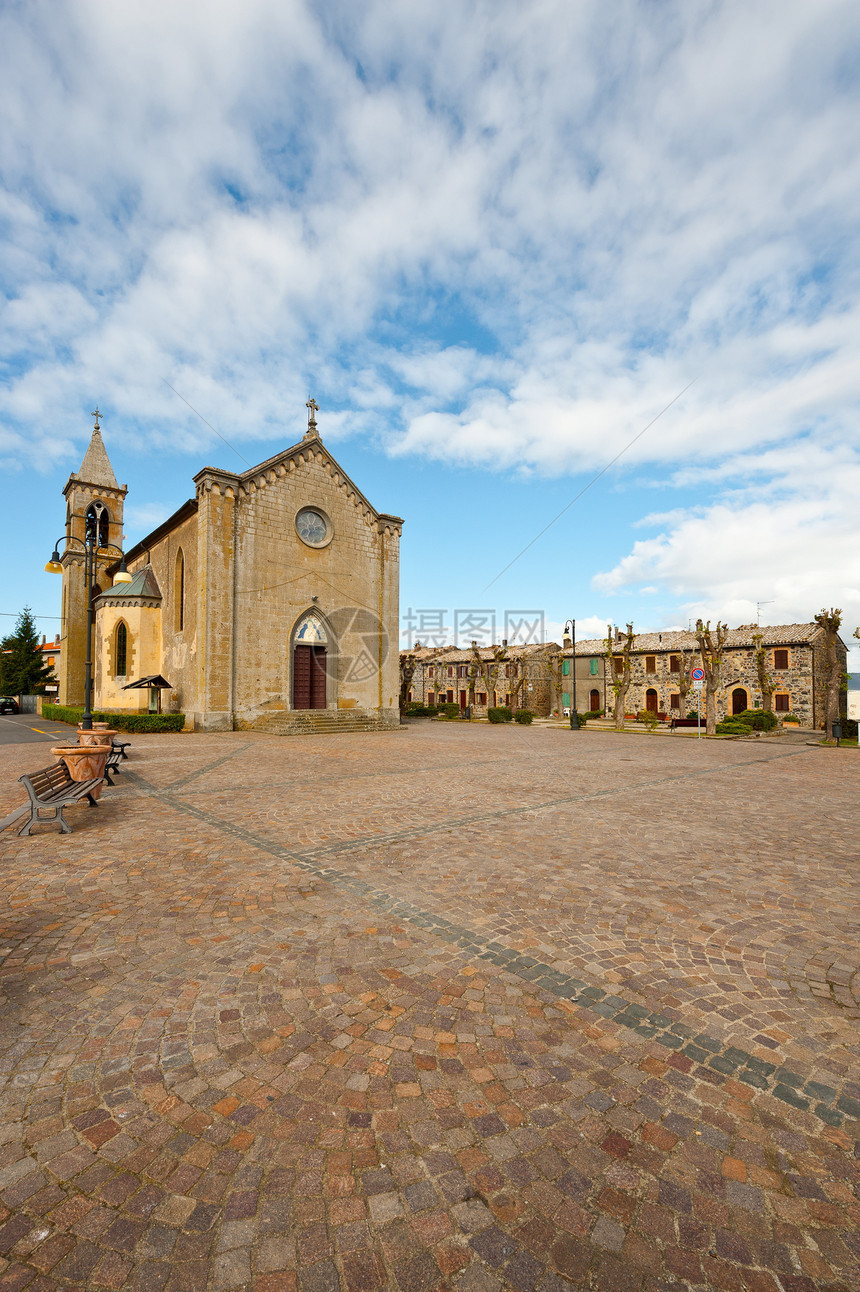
(403, 624), (846, 728)
(59, 415), (403, 734)
(57, 425), (127, 707)
(587, 624), (848, 727)
(405, 643), (562, 716)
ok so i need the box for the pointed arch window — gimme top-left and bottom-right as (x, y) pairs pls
(175, 548), (185, 632)
(115, 621), (128, 677)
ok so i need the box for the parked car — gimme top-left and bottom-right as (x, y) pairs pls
(0, 696), (20, 714)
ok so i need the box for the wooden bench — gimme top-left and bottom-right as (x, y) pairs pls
(113, 739), (131, 760)
(18, 762), (103, 836)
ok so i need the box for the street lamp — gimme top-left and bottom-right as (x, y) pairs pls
(563, 618), (579, 730)
(46, 500), (132, 729)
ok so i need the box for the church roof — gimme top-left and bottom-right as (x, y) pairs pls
(77, 427), (120, 489)
(96, 564), (162, 605)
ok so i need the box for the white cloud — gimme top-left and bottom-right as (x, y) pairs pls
(1, 0), (859, 655)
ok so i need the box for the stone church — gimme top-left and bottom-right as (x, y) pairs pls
(57, 406), (403, 733)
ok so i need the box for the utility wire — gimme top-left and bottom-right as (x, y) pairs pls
(162, 379), (252, 467)
(483, 378), (697, 592)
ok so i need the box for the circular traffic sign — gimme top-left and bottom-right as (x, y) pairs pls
(691, 667), (705, 681)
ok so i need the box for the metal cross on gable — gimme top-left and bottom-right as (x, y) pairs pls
(91, 406), (101, 430)
(306, 398), (319, 428)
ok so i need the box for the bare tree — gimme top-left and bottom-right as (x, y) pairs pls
(695, 619), (729, 735)
(399, 651), (418, 715)
(470, 641), (509, 709)
(674, 645), (693, 716)
(752, 632), (776, 713)
(605, 623), (634, 730)
(814, 607), (843, 732)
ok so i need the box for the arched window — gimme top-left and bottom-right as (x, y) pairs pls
(175, 548), (185, 632)
(85, 503), (110, 549)
(115, 621), (128, 677)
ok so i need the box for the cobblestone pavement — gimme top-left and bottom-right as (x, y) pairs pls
(0, 722), (858, 1292)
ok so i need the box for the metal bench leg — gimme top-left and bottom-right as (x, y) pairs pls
(86, 794), (99, 807)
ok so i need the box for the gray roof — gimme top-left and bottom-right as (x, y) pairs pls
(96, 564), (162, 604)
(566, 623), (830, 656)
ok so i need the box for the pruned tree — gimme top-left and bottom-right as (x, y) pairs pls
(605, 623), (634, 730)
(752, 632), (776, 713)
(399, 651), (418, 715)
(470, 641), (509, 709)
(814, 607), (843, 732)
(0, 608), (56, 696)
(695, 619), (729, 735)
(674, 645), (693, 716)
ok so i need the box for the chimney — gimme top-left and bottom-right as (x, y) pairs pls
(615, 627), (621, 642)
(502, 638), (507, 647)
(41, 635), (46, 645)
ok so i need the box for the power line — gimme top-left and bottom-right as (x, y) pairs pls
(483, 379), (697, 592)
(162, 380), (252, 468)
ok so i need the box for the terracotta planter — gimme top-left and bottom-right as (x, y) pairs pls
(78, 727), (118, 747)
(51, 745), (111, 799)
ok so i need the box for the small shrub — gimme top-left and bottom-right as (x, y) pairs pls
(42, 704), (185, 733)
(735, 708), (778, 731)
(407, 703), (438, 716)
(716, 719), (750, 735)
(487, 706), (512, 724)
(686, 710), (699, 720)
(780, 713), (801, 723)
(514, 709), (534, 724)
(441, 702), (460, 718)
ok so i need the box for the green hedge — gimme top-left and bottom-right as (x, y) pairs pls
(440, 701), (460, 718)
(715, 719), (751, 735)
(514, 709), (534, 724)
(43, 705), (186, 733)
(406, 703), (438, 716)
(736, 708), (778, 731)
(487, 706), (512, 724)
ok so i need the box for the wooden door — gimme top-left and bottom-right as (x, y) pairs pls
(293, 645), (311, 709)
(459, 690), (467, 711)
(732, 688), (746, 715)
(310, 647), (327, 709)
(590, 689), (600, 711)
(646, 689), (658, 713)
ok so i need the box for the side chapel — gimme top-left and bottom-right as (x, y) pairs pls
(57, 405), (403, 733)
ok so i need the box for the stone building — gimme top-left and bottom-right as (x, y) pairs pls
(405, 642), (561, 716)
(588, 624), (847, 727)
(57, 407), (403, 733)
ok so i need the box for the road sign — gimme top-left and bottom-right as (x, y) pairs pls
(691, 667), (705, 681)
(692, 680), (704, 692)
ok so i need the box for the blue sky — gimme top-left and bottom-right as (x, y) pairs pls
(2, 0), (859, 662)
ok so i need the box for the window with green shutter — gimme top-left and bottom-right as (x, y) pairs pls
(562, 691), (570, 707)
(562, 659), (570, 675)
(589, 658), (598, 675)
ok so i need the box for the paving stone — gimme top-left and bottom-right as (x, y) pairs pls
(0, 725), (858, 1291)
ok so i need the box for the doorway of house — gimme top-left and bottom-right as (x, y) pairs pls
(645, 689), (658, 713)
(732, 688), (747, 715)
(590, 689), (600, 711)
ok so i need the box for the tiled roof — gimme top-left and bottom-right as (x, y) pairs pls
(564, 622), (829, 656)
(403, 643), (559, 664)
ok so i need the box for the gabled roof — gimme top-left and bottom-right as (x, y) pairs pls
(193, 432), (404, 527)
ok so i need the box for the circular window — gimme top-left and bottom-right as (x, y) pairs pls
(295, 507), (332, 548)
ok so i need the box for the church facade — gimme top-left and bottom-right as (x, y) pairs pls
(57, 409), (403, 734)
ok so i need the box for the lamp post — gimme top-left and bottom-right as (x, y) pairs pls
(46, 501), (132, 729)
(563, 619), (579, 730)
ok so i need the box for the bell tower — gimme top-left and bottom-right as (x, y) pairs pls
(58, 410), (128, 705)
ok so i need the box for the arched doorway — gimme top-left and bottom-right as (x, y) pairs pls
(732, 688), (747, 715)
(292, 613), (328, 710)
(590, 689), (600, 711)
(645, 688), (658, 713)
